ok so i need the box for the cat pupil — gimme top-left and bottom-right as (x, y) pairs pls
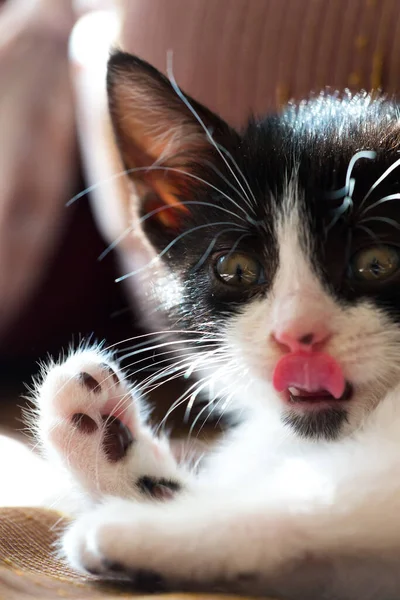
(370, 258), (383, 277)
(350, 245), (400, 282)
(215, 253), (261, 286)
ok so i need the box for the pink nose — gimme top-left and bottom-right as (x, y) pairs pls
(273, 323), (331, 353)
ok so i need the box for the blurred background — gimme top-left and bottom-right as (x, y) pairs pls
(0, 0), (399, 441)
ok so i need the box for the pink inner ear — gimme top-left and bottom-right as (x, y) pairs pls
(144, 194), (186, 230)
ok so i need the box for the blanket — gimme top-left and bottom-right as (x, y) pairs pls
(0, 507), (268, 600)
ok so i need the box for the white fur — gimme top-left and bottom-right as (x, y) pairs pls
(30, 194), (400, 598)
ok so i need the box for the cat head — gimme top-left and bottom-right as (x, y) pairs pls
(107, 51), (400, 441)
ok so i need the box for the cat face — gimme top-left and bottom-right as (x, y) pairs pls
(107, 52), (400, 441)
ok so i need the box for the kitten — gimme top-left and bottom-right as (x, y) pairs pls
(32, 52), (400, 598)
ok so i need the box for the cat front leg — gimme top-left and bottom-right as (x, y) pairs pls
(60, 491), (400, 598)
(60, 493), (305, 593)
(33, 348), (187, 511)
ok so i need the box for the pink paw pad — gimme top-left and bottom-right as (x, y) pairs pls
(101, 416), (134, 462)
(71, 367), (135, 462)
(71, 411), (135, 462)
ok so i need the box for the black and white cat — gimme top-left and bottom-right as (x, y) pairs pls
(33, 52), (400, 598)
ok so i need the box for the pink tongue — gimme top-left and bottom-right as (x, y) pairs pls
(273, 352), (345, 399)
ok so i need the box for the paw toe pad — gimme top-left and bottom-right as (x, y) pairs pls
(71, 413), (98, 434)
(77, 372), (101, 392)
(102, 417), (134, 462)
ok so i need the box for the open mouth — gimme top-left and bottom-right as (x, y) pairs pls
(287, 382), (353, 405)
(272, 351), (353, 408)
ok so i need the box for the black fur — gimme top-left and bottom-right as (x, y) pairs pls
(283, 407), (349, 440)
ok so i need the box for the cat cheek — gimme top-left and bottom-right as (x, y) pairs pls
(226, 300), (282, 378)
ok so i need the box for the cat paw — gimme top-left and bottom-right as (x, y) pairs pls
(35, 350), (184, 501)
(61, 496), (238, 586)
(61, 498), (190, 582)
(61, 497), (283, 594)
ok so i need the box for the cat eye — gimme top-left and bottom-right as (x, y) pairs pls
(349, 245), (400, 282)
(214, 252), (264, 286)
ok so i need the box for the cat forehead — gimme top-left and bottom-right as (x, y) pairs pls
(243, 92), (400, 162)
(282, 91), (400, 136)
(235, 93), (400, 225)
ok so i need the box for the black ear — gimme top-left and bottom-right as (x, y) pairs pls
(106, 51), (236, 230)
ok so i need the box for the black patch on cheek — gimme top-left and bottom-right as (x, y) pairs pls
(102, 417), (134, 462)
(283, 407), (349, 440)
(137, 475), (181, 500)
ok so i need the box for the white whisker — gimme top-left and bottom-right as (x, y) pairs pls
(122, 346), (219, 382)
(193, 228), (249, 271)
(139, 197), (247, 226)
(98, 226), (134, 261)
(105, 329), (223, 352)
(115, 221), (245, 283)
(359, 156), (400, 212)
(355, 223), (381, 244)
(166, 51), (257, 216)
(326, 150), (376, 230)
(216, 142), (258, 207)
(359, 193), (400, 217)
(119, 338), (217, 363)
(68, 164), (251, 222)
(359, 216), (400, 233)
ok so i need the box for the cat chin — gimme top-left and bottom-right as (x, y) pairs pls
(279, 380), (400, 441)
(282, 406), (349, 441)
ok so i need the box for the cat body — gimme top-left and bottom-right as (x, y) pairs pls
(32, 53), (400, 598)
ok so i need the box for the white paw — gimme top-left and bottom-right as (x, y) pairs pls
(61, 497), (194, 581)
(60, 495), (265, 589)
(34, 349), (185, 502)
(62, 498), (142, 575)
